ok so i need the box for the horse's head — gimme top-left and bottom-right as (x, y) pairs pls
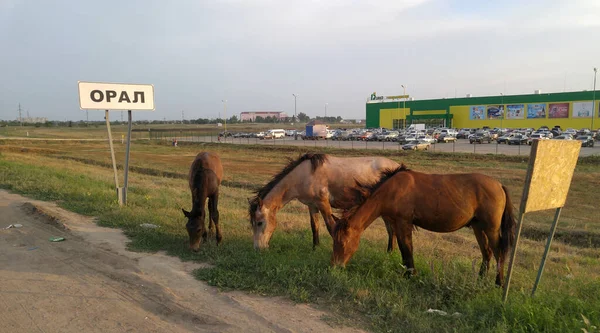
(331, 215), (360, 267)
(249, 197), (276, 250)
(182, 208), (205, 252)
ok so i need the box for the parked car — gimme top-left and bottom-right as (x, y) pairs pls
(576, 135), (595, 147)
(469, 132), (492, 144)
(527, 133), (549, 145)
(402, 140), (430, 151)
(497, 133), (516, 144)
(356, 131), (372, 141)
(379, 131), (399, 141)
(417, 135), (437, 144)
(437, 133), (457, 143)
(553, 135), (573, 140)
(507, 134), (528, 145)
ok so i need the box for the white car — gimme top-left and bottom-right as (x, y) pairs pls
(417, 135), (437, 144)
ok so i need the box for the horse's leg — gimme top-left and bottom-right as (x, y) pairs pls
(206, 197), (215, 238)
(472, 225), (492, 278)
(316, 201), (335, 237)
(483, 227), (503, 286)
(395, 221), (416, 278)
(382, 216), (396, 253)
(308, 205), (320, 249)
(208, 192), (222, 245)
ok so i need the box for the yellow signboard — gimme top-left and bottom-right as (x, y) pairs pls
(520, 140), (581, 213)
(386, 95), (410, 100)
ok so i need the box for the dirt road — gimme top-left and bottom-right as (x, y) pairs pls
(0, 190), (364, 333)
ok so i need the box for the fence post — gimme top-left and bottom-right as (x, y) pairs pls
(453, 140), (455, 153)
(473, 142), (476, 154)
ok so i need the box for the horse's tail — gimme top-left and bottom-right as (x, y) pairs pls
(500, 185), (516, 258)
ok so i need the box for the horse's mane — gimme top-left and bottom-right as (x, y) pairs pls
(248, 153), (328, 221)
(337, 164), (410, 226)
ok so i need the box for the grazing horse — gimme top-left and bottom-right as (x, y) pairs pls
(331, 165), (516, 286)
(182, 152), (223, 251)
(248, 153), (399, 250)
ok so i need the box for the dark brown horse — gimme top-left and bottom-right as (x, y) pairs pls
(249, 153), (399, 251)
(332, 165), (516, 286)
(182, 152), (223, 251)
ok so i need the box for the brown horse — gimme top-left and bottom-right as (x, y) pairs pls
(332, 165), (516, 286)
(249, 153), (399, 250)
(182, 152), (223, 251)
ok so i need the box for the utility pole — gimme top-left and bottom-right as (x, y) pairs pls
(222, 100), (227, 133)
(500, 93), (504, 132)
(87, 110), (90, 124)
(17, 103), (23, 126)
(593, 68), (597, 130)
(325, 103), (328, 118)
(401, 85), (407, 129)
(292, 94), (298, 122)
(181, 110), (184, 124)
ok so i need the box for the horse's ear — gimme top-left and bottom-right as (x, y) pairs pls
(331, 214), (340, 222)
(257, 197), (263, 207)
(182, 209), (191, 218)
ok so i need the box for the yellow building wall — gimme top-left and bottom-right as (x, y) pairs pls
(380, 108), (409, 128)
(451, 101), (599, 129)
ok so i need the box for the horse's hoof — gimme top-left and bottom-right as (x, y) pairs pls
(403, 268), (417, 279)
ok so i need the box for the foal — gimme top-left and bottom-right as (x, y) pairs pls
(182, 152), (223, 251)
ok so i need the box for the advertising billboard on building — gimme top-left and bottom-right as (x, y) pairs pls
(506, 104), (525, 119)
(487, 105), (504, 119)
(527, 103), (546, 119)
(548, 103), (569, 118)
(470, 106), (485, 120)
(572, 102), (592, 118)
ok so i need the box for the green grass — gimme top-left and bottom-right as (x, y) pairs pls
(1, 143), (599, 332)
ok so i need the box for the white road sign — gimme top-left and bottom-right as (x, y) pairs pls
(78, 81), (155, 111)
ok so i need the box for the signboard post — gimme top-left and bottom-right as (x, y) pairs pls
(78, 81), (155, 206)
(502, 140), (581, 302)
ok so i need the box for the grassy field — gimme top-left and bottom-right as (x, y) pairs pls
(1, 136), (599, 332)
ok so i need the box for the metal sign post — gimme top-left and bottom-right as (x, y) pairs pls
(502, 140), (581, 303)
(120, 110), (133, 205)
(78, 81), (154, 206)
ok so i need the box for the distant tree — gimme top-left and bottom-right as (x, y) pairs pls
(228, 115), (239, 124)
(297, 112), (310, 123)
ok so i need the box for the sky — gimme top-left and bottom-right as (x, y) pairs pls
(1, 0), (599, 121)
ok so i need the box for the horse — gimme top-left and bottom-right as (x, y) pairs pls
(331, 165), (516, 286)
(182, 152), (223, 251)
(248, 153), (400, 251)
